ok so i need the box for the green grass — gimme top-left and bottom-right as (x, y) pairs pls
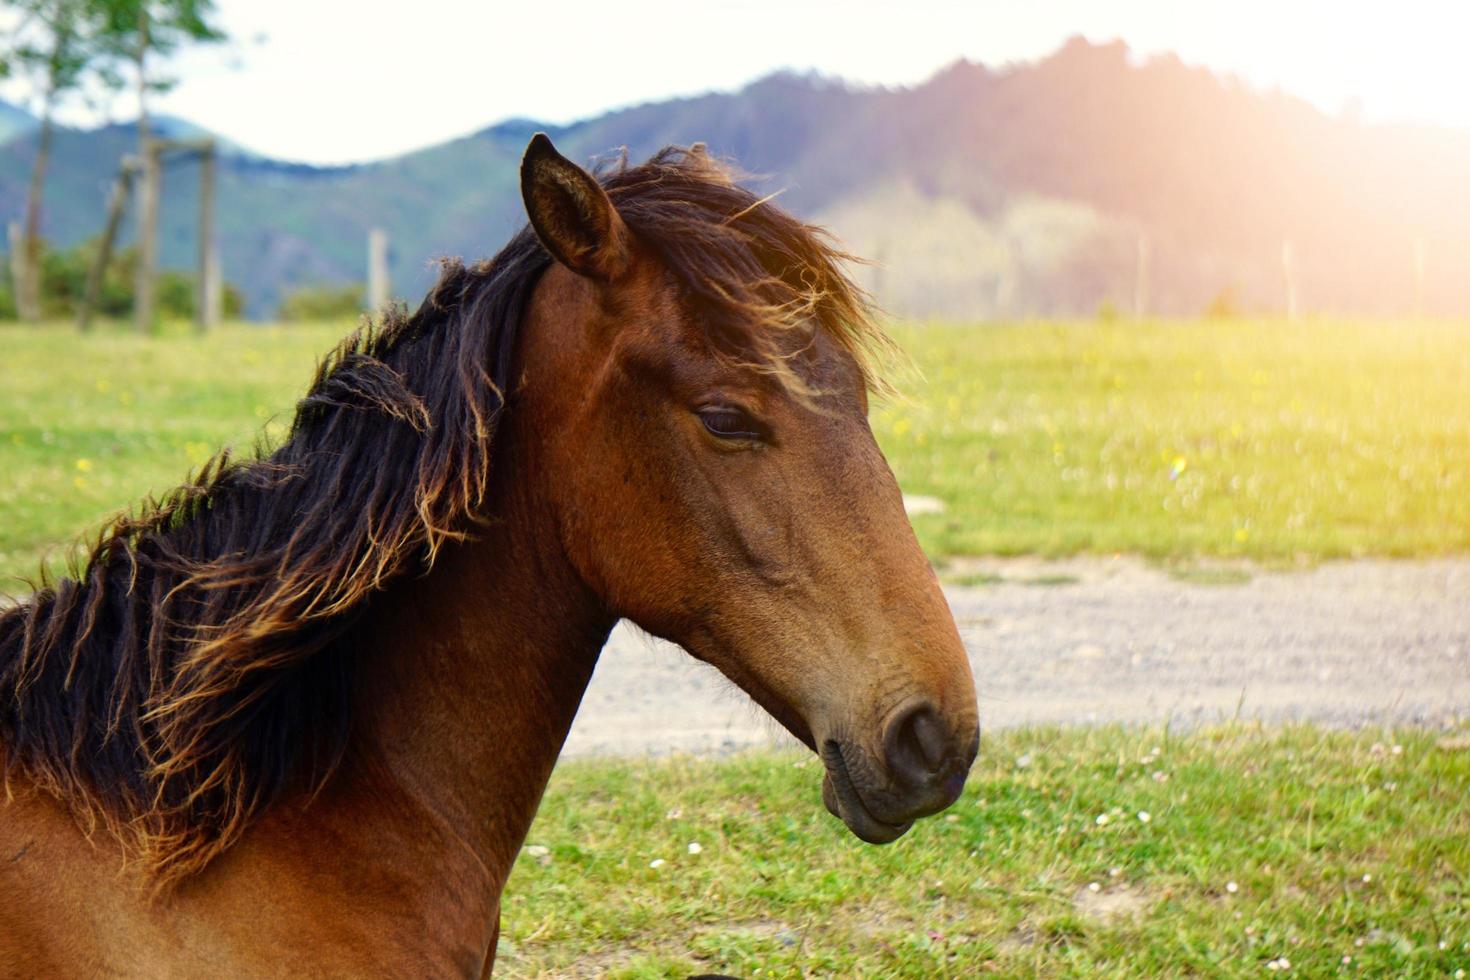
(0, 320), (346, 592)
(2, 324), (1466, 974)
(2, 317), (1468, 590)
(499, 726), (1469, 977)
(879, 318), (1470, 561)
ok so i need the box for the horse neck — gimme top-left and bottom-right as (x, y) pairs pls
(340, 439), (615, 924)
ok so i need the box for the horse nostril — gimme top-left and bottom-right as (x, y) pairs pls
(884, 701), (949, 787)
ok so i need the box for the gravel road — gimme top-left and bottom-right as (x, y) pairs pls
(563, 557), (1470, 757)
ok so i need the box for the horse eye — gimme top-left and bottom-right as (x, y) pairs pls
(697, 406), (763, 441)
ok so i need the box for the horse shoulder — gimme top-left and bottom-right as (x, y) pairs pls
(0, 789), (133, 974)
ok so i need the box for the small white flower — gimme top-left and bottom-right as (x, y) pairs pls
(1391, 744), (1403, 755)
(524, 844), (549, 857)
(1137, 810), (1152, 823)
(1088, 881), (1101, 892)
(1361, 873), (1372, 883)
(1109, 867), (1122, 878)
(1095, 813), (1110, 826)
(1437, 941), (1447, 950)
(1341, 956), (1351, 965)
(649, 858), (665, 869)
(1454, 969), (1465, 979)
(945, 814), (960, 823)
(1226, 881), (1239, 894)
(687, 842), (703, 855)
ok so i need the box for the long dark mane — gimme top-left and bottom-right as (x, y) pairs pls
(0, 146), (881, 885)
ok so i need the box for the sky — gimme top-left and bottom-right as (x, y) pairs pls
(5, 0), (1468, 165)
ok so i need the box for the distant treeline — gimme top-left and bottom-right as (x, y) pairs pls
(0, 239), (243, 321)
(0, 240), (244, 321)
(0, 241), (373, 323)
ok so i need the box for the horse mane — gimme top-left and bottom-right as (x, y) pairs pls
(0, 145), (881, 885)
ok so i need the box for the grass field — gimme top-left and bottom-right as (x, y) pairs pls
(498, 725), (1469, 977)
(2, 317), (1467, 589)
(0, 320), (346, 591)
(1, 323), (1467, 976)
(880, 319), (1470, 563)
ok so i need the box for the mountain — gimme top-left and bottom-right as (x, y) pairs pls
(2, 38), (1468, 319)
(0, 100), (38, 147)
(148, 114), (263, 160)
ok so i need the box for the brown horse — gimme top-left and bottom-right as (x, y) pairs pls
(0, 135), (978, 975)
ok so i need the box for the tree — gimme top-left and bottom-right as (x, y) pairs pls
(95, 0), (224, 332)
(0, 1), (224, 325)
(0, 0), (115, 322)
(97, 0), (224, 144)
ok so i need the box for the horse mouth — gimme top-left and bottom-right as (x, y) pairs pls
(820, 740), (912, 844)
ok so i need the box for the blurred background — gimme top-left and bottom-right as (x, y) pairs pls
(2, 0), (1468, 322)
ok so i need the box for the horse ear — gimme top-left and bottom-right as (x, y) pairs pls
(520, 133), (629, 280)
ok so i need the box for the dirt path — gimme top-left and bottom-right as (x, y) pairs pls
(563, 557), (1470, 756)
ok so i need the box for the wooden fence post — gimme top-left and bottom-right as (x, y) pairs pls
(994, 236), (1016, 320)
(1412, 238), (1426, 319)
(196, 141), (220, 331)
(1133, 234), (1151, 319)
(6, 222), (25, 318)
(135, 139), (162, 333)
(367, 228), (390, 313)
(13, 225), (40, 323)
(1281, 239), (1299, 321)
(77, 157), (140, 331)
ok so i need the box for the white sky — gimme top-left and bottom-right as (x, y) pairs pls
(6, 0), (1468, 164)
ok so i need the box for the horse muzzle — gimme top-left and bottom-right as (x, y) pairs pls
(818, 699), (979, 843)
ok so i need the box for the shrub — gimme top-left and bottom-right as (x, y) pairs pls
(277, 282), (364, 322)
(1203, 287), (1240, 319)
(2, 239), (245, 321)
